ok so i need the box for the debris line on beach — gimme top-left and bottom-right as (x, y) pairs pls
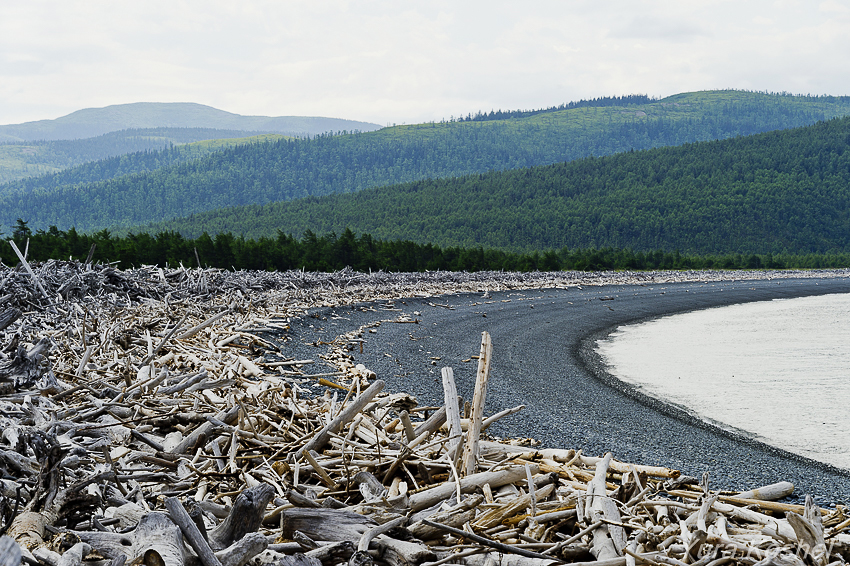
(1, 259), (849, 566)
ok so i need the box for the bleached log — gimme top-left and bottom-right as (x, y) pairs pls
(462, 331), (492, 476)
(481, 404), (525, 431)
(9, 240), (52, 304)
(399, 410), (416, 443)
(278, 555), (323, 566)
(0, 336), (53, 389)
(580, 455), (680, 479)
(441, 367), (463, 461)
(358, 516), (407, 552)
(7, 488), (97, 552)
(409, 465), (536, 512)
(408, 495), (483, 540)
(353, 471), (387, 503)
(175, 309), (231, 340)
(297, 380), (385, 458)
(372, 536), (436, 566)
(786, 496), (827, 566)
(587, 453), (624, 560)
(421, 520), (557, 561)
(173, 405), (240, 454)
(57, 543), (92, 566)
(216, 532), (268, 566)
(736, 481), (794, 501)
(461, 552), (569, 566)
(473, 484), (555, 529)
(304, 541), (356, 562)
(165, 497), (222, 566)
(412, 405), (448, 439)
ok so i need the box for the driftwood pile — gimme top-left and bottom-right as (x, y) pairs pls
(1, 258), (850, 566)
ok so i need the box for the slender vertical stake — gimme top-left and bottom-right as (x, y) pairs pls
(441, 367), (463, 463)
(9, 240), (52, 303)
(462, 331), (492, 476)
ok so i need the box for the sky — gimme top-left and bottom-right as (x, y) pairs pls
(1, 0), (849, 127)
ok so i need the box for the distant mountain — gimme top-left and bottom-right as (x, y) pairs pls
(4, 90), (850, 238)
(0, 102), (382, 142)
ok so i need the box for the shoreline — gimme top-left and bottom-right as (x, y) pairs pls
(291, 275), (850, 506)
(5, 264), (850, 505)
(581, 292), (850, 479)
(4, 261), (850, 559)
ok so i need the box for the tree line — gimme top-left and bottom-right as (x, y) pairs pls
(4, 222), (849, 273)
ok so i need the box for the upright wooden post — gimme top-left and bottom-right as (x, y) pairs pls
(441, 367), (463, 463)
(462, 331), (492, 476)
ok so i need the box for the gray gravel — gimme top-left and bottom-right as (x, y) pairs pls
(281, 275), (850, 507)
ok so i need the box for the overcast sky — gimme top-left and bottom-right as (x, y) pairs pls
(1, 1), (849, 127)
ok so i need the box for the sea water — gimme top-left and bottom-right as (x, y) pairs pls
(596, 292), (850, 470)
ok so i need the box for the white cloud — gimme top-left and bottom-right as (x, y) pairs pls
(0, 0), (849, 126)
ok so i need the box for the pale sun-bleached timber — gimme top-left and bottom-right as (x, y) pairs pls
(1, 258), (849, 565)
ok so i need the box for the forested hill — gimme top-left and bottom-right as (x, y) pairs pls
(147, 116), (850, 255)
(3, 90), (850, 234)
(1, 133), (286, 195)
(0, 128), (283, 184)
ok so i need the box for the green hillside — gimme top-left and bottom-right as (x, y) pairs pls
(146, 116), (850, 255)
(0, 128), (285, 184)
(3, 90), (850, 235)
(0, 132), (287, 193)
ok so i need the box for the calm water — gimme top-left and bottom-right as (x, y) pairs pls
(597, 293), (850, 470)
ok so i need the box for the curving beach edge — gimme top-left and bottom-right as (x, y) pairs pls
(285, 271), (850, 506)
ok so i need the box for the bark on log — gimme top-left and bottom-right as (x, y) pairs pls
(208, 483), (275, 551)
(280, 508), (378, 543)
(473, 484), (555, 529)
(131, 512), (185, 566)
(0, 307), (21, 332)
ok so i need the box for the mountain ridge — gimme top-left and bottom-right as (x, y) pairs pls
(0, 101), (383, 142)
